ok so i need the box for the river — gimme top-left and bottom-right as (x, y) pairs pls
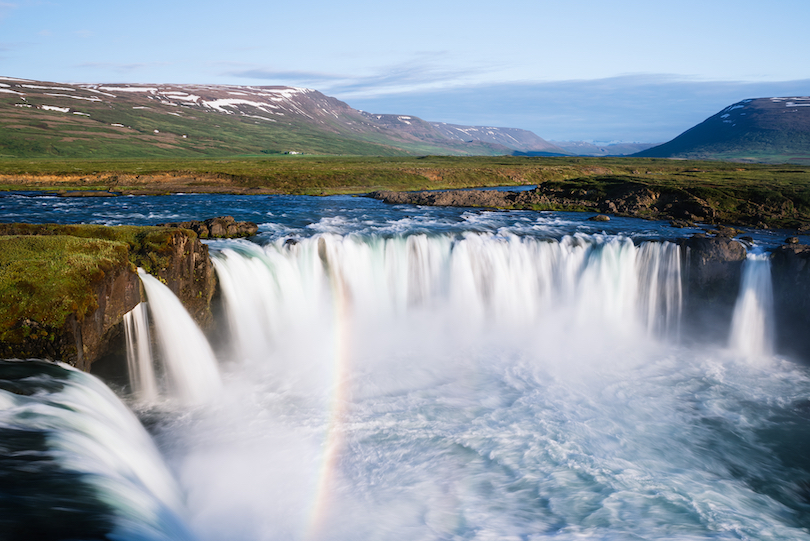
(2, 192), (810, 540)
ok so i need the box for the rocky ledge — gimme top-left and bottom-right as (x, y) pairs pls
(0, 223), (216, 370)
(370, 177), (807, 229)
(370, 181), (717, 224)
(157, 216), (258, 239)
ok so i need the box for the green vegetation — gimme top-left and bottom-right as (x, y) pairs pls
(0, 155), (809, 226)
(0, 223), (195, 275)
(0, 92), (502, 158)
(0, 235), (129, 341)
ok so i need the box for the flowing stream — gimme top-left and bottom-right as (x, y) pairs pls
(2, 194), (810, 540)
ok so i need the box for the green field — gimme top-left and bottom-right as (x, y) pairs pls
(1, 155), (809, 227)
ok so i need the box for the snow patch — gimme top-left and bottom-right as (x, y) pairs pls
(14, 103), (32, 108)
(22, 84), (76, 91)
(44, 93), (102, 102)
(100, 86), (158, 93)
(0, 88), (21, 95)
(41, 105), (70, 113)
(73, 112), (90, 116)
(111, 123), (125, 127)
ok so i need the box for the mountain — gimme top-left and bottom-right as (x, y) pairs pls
(0, 76), (546, 158)
(550, 141), (657, 156)
(635, 97), (810, 163)
(427, 122), (568, 155)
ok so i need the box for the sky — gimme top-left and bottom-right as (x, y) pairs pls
(1, 0), (808, 142)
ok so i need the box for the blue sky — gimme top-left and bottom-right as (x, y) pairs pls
(1, 0), (808, 142)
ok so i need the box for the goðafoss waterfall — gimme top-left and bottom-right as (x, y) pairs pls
(5, 226), (803, 541)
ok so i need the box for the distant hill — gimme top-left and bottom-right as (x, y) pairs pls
(0, 76), (550, 158)
(635, 97), (810, 163)
(428, 122), (568, 155)
(550, 141), (657, 157)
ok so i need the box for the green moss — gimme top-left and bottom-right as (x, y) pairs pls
(0, 223), (193, 274)
(0, 235), (130, 338)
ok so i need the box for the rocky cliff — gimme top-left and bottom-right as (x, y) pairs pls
(0, 224), (216, 369)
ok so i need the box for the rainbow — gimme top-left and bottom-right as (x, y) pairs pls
(305, 253), (353, 540)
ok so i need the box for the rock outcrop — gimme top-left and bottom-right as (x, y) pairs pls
(676, 235), (747, 343)
(0, 225), (216, 370)
(157, 216), (259, 239)
(370, 181), (717, 223)
(770, 243), (810, 360)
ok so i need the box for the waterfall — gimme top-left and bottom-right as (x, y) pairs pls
(0, 359), (195, 541)
(136, 269), (222, 404)
(728, 252), (775, 358)
(212, 234), (684, 366)
(124, 302), (159, 402)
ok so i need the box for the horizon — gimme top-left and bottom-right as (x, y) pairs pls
(1, 0), (808, 143)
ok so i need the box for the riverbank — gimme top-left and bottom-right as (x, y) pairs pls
(2, 155), (808, 228)
(0, 218), (255, 369)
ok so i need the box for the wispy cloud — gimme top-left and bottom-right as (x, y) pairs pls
(344, 75), (810, 143)
(225, 54), (489, 97)
(76, 61), (170, 73)
(0, 2), (17, 20)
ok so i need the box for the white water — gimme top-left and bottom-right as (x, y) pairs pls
(212, 234), (683, 368)
(124, 302), (158, 402)
(729, 252), (775, 359)
(162, 233), (810, 541)
(137, 269), (222, 404)
(0, 362), (194, 540)
(137, 232), (810, 541)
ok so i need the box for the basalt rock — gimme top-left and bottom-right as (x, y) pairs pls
(770, 244), (810, 360)
(369, 181), (716, 223)
(677, 235), (747, 343)
(158, 216), (258, 239)
(0, 225), (216, 370)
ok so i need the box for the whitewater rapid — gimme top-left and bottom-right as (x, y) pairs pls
(141, 232), (810, 541)
(4, 204), (810, 541)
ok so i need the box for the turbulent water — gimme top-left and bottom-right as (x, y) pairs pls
(3, 193), (810, 540)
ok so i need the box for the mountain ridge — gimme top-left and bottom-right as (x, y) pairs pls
(635, 97), (810, 163)
(0, 77), (558, 158)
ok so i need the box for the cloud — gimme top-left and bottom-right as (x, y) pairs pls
(225, 55), (487, 97)
(0, 2), (17, 20)
(76, 61), (169, 73)
(342, 75), (810, 143)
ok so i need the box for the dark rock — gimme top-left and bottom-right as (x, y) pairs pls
(158, 216), (259, 239)
(136, 230), (217, 328)
(771, 244), (810, 361)
(669, 219), (694, 228)
(284, 238), (299, 247)
(786, 236), (800, 244)
(715, 225), (739, 238)
(677, 236), (747, 344)
(589, 214), (610, 222)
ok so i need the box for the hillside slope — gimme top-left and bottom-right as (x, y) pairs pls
(0, 77), (545, 158)
(635, 97), (810, 163)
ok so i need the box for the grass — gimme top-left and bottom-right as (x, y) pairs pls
(0, 235), (130, 341)
(0, 155), (808, 225)
(0, 224), (199, 345)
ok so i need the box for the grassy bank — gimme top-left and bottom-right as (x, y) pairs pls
(0, 155), (809, 226)
(0, 235), (129, 341)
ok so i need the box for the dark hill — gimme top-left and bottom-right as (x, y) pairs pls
(635, 97), (810, 163)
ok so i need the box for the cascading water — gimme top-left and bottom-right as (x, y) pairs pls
(729, 251), (776, 359)
(212, 234), (684, 368)
(136, 269), (222, 404)
(124, 302), (158, 402)
(0, 359), (195, 541)
(5, 191), (810, 541)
